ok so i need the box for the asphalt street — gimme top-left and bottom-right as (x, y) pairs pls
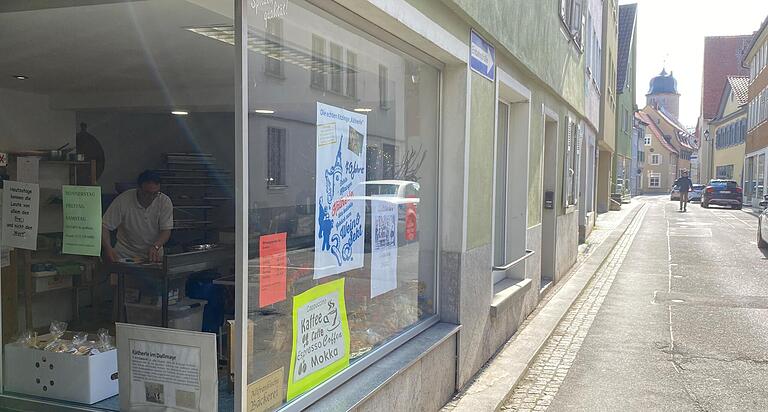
(505, 195), (768, 412)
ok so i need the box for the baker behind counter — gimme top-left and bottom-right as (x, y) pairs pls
(101, 170), (173, 263)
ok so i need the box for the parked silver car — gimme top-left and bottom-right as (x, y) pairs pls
(759, 195), (768, 249)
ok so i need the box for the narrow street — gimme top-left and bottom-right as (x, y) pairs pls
(505, 196), (768, 411)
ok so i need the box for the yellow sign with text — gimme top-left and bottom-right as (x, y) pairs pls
(287, 278), (350, 400)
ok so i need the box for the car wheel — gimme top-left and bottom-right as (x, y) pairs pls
(702, 202), (708, 208)
(735, 204), (743, 210)
(759, 222), (768, 249)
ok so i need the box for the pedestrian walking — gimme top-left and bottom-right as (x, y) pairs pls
(674, 170), (693, 212)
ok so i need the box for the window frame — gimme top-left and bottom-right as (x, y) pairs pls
(649, 173), (661, 188)
(650, 153), (661, 165)
(236, 3), (446, 410)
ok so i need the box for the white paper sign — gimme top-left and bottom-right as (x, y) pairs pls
(2, 181), (39, 250)
(17, 157), (39, 184)
(314, 102), (367, 278)
(117, 324), (218, 412)
(0, 193), (9, 268)
(371, 199), (398, 298)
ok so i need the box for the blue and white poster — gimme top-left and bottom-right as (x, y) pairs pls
(314, 102), (367, 279)
(370, 199), (398, 298)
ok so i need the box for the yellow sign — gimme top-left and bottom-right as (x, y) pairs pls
(247, 367), (284, 412)
(287, 278), (350, 400)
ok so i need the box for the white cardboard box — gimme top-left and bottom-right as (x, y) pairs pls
(4, 343), (118, 404)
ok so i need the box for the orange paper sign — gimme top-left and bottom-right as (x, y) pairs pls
(259, 232), (287, 307)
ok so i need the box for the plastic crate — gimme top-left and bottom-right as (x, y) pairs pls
(125, 298), (207, 331)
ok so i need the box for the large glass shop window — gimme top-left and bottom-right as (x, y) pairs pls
(242, 1), (439, 406)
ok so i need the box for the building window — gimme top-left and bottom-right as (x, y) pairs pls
(649, 173), (661, 188)
(264, 18), (284, 77)
(244, 6), (441, 407)
(559, 0), (583, 47)
(638, 151), (645, 162)
(379, 64), (389, 108)
(329, 42), (343, 94)
(267, 127), (286, 187)
(716, 165), (734, 179)
(650, 153), (661, 165)
(563, 118), (581, 207)
(346, 50), (357, 98)
(645, 134), (652, 146)
(310, 34), (326, 89)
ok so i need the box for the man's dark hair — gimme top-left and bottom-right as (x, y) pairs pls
(137, 170), (162, 186)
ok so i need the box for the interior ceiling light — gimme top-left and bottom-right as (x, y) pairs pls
(253, 109), (275, 114)
(354, 108), (372, 112)
(171, 110), (189, 116)
(13, 75), (28, 80)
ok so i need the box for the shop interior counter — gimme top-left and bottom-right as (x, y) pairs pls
(109, 246), (234, 328)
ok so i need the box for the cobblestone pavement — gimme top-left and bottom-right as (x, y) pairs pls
(501, 203), (649, 411)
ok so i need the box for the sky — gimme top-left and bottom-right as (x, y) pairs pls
(621, 0), (768, 127)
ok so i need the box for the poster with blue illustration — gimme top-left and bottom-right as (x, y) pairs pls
(314, 102), (367, 279)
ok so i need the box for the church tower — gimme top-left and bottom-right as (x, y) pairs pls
(646, 68), (680, 119)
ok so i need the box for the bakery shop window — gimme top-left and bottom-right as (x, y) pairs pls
(0, 1), (236, 410)
(245, 0), (440, 407)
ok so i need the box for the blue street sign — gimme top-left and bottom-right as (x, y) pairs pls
(470, 30), (495, 81)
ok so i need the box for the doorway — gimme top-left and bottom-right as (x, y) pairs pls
(541, 111), (559, 290)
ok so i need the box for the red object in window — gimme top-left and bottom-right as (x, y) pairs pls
(405, 203), (417, 241)
(706, 187), (714, 193)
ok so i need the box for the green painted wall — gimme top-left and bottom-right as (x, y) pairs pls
(466, 73), (496, 249)
(445, 0), (586, 118)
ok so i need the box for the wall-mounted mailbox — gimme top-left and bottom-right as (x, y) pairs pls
(544, 190), (554, 209)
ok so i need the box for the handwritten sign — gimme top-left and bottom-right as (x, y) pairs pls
(62, 185), (102, 256)
(259, 232), (287, 307)
(2, 181), (39, 250)
(287, 278), (349, 400)
(314, 103), (367, 279)
(247, 368), (284, 412)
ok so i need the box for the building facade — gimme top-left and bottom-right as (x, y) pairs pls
(613, 3), (638, 202)
(631, 112), (648, 195)
(745, 17), (768, 208)
(698, 35), (752, 184)
(637, 110), (679, 193)
(596, 0), (619, 212)
(0, 1), (612, 411)
(711, 77), (748, 183)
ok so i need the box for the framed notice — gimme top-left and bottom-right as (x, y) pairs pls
(116, 323), (218, 412)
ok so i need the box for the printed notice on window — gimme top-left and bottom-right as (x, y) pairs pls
(259, 232), (287, 307)
(62, 185), (102, 256)
(129, 340), (201, 410)
(314, 102), (367, 278)
(1, 181), (39, 250)
(287, 278), (350, 400)
(371, 199), (398, 298)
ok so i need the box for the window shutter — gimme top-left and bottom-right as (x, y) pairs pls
(574, 123), (583, 205)
(563, 117), (572, 208)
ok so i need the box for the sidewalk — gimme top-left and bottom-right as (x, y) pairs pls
(442, 199), (647, 412)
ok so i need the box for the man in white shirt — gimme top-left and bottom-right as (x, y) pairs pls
(102, 170), (173, 262)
